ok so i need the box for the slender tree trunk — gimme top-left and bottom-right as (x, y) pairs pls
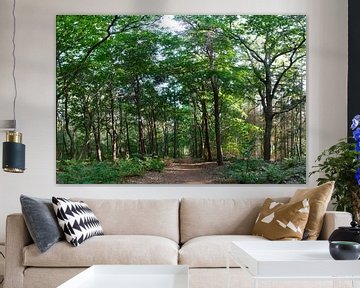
(134, 77), (145, 156)
(290, 110), (295, 158)
(147, 119), (154, 155)
(152, 111), (158, 156)
(263, 108), (273, 162)
(110, 85), (117, 162)
(262, 62), (274, 162)
(173, 118), (178, 158)
(106, 130), (110, 156)
(201, 99), (212, 162)
(162, 110), (169, 157)
(64, 92), (75, 158)
(92, 123), (102, 162)
(198, 120), (204, 159)
(206, 32), (223, 165)
(125, 112), (131, 156)
(299, 103), (303, 157)
(118, 94), (124, 158)
(274, 124), (278, 161)
(164, 123), (169, 157)
(192, 101), (198, 158)
(62, 124), (67, 159)
(96, 109), (102, 161)
(81, 101), (91, 160)
(212, 85), (223, 165)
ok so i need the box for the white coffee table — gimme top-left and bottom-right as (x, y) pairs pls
(57, 265), (189, 288)
(228, 241), (360, 288)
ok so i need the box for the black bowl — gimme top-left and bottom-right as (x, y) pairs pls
(329, 241), (360, 260)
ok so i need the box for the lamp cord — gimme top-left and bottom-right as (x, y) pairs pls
(11, 0), (17, 124)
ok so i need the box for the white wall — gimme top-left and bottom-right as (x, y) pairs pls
(0, 0), (348, 242)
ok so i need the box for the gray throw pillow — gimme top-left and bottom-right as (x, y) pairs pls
(20, 195), (64, 253)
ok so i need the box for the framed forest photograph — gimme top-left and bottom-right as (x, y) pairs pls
(56, 15), (306, 184)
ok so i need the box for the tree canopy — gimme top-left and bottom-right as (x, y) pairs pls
(56, 15), (306, 184)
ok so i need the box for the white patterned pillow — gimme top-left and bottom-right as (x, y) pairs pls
(52, 197), (104, 246)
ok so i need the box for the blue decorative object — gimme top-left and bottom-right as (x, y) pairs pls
(356, 142), (360, 152)
(356, 169), (360, 186)
(353, 128), (360, 142)
(351, 115), (360, 130)
(351, 115), (360, 184)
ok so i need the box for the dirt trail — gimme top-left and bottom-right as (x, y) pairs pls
(125, 158), (221, 184)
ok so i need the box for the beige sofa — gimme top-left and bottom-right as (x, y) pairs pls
(4, 198), (352, 288)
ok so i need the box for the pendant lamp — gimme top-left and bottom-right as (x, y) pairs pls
(1, 0), (26, 173)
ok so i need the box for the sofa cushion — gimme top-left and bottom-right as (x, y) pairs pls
(252, 198), (310, 240)
(20, 195), (64, 253)
(179, 235), (267, 268)
(290, 181), (334, 240)
(72, 198), (179, 243)
(23, 235), (179, 267)
(180, 198), (289, 243)
(52, 197), (104, 247)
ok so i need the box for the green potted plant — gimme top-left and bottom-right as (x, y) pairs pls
(311, 115), (360, 222)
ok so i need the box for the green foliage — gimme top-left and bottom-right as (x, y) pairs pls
(57, 158), (165, 184)
(310, 140), (360, 212)
(221, 158), (306, 184)
(56, 160), (119, 184)
(56, 15), (307, 183)
(142, 157), (166, 172)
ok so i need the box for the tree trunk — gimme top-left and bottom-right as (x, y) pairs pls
(201, 99), (212, 162)
(173, 118), (178, 158)
(152, 111), (158, 156)
(134, 77), (145, 156)
(206, 31), (223, 165)
(262, 62), (274, 162)
(274, 123), (278, 161)
(64, 91), (75, 158)
(263, 108), (273, 162)
(192, 100), (198, 158)
(117, 94), (124, 158)
(198, 120), (204, 159)
(212, 85), (223, 165)
(62, 125), (67, 159)
(163, 123), (169, 157)
(148, 119), (154, 156)
(81, 101), (91, 160)
(299, 103), (303, 157)
(110, 85), (117, 162)
(290, 110), (295, 158)
(92, 123), (102, 162)
(125, 112), (131, 156)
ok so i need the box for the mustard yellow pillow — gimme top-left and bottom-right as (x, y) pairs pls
(252, 198), (310, 240)
(289, 181), (334, 240)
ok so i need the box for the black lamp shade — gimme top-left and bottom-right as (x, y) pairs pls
(3, 141), (25, 173)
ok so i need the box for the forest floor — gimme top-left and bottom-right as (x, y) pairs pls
(125, 157), (222, 184)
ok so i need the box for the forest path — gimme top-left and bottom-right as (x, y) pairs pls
(125, 157), (222, 184)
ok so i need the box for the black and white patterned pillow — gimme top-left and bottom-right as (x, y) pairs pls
(52, 197), (104, 247)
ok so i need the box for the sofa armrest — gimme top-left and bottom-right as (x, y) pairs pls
(318, 211), (352, 240)
(4, 213), (33, 288)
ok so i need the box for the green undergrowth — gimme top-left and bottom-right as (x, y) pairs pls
(220, 157), (306, 184)
(56, 157), (165, 184)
